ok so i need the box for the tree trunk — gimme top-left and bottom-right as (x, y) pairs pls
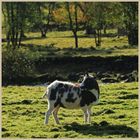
(127, 26), (138, 45)
(74, 3), (78, 49)
(6, 30), (11, 47)
(41, 30), (46, 38)
(40, 25), (47, 38)
(103, 25), (107, 34)
(10, 3), (16, 49)
(96, 29), (101, 47)
(66, 3), (79, 49)
(96, 29), (101, 46)
(15, 31), (18, 47)
(18, 28), (22, 48)
(99, 29), (102, 45)
(73, 31), (78, 48)
(94, 30), (97, 47)
(94, 34), (97, 47)
(21, 30), (26, 38)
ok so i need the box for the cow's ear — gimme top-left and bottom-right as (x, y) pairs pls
(85, 72), (89, 77)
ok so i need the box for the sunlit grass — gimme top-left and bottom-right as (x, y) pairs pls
(23, 31), (129, 49)
(2, 30), (138, 57)
(2, 82), (138, 138)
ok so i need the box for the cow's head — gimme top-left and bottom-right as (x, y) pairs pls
(80, 73), (96, 90)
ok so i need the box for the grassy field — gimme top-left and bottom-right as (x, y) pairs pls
(2, 82), (138, 138)
(18, 31), (139, 57)
(23, 31), (129, 49)
(2, 30), (138, 59)
(2, 30), (138, 138)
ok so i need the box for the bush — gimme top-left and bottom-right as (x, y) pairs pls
(2, 48), (35, 85)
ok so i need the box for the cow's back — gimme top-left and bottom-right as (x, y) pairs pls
(48, 80), (81, 109)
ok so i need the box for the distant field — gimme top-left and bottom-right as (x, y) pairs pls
(2, 30), (138, 58)
(22, 30), (129, 49)
(2, 82), (138, 138)
(17, 31), (139, 57)
(1, 30), (129, 49)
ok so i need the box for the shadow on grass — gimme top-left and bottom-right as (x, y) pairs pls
(63, 121), (138, 138)
(10, 35), (90, 42)
(118, 94), (138, 99)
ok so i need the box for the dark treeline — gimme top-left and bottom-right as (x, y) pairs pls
(2, 2), (138, 49)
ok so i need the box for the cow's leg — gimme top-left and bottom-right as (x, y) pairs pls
(53, 105), (60, 124)
(81, 107), (88, 123)
(44, 101), (55, 124)
(45, 108), (53, 124)
(87, 107), (92, 123)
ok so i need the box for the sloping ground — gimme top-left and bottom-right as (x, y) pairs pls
(2, 55), (138, 85)
(35, 55), (138, 73)
(2, 82), (138, 138)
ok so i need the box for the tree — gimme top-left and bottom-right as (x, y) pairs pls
(32, 2), (56, 38)
(66, 2), (79, 48)
(2, 2), (29, 49)
(121, 2), (138, 45)
(53, 2), (85, 48)
(107, 2), (138, 44)
(78, 2), (108, 47)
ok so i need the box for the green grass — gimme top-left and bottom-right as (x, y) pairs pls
(2, 30), (138, 58)
(23, 31), (129, 49)
(2, 82), (138, 138)
(22, 31), (138, 57)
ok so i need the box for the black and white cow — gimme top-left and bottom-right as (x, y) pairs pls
(42, 73), (100, 124)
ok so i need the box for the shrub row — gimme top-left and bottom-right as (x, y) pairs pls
(2, 48), (35, 85)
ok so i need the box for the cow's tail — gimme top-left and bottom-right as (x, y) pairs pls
(42, 88), (49, 99)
